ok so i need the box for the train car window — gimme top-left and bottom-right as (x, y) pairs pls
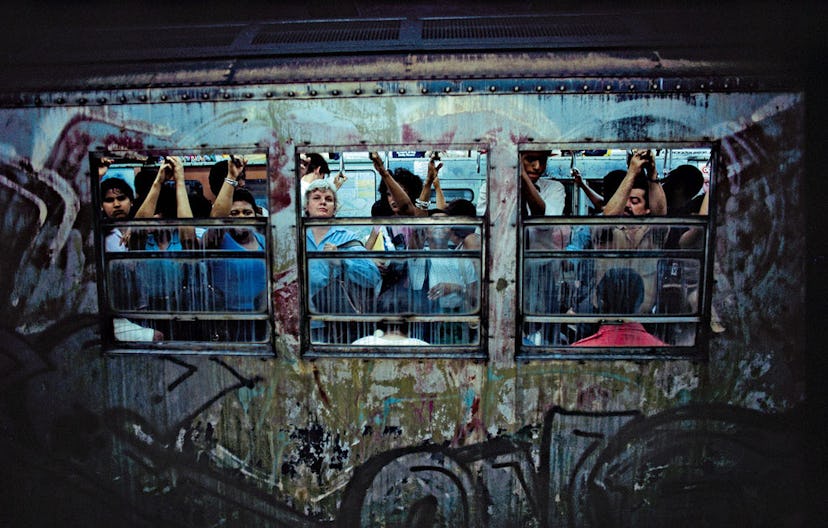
(91, 151), (272, 355)
(518, 146), (715, 359)
(299, 149), (487, 358)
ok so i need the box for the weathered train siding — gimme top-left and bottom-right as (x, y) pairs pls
(0, 64), (807, 527)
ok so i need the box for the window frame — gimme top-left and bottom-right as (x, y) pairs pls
(91, 149), (274, 356)
(516, 143), (718, 360)
(297, 147), (488, 359)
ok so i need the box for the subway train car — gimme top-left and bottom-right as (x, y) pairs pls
(0, 4), (821, 527)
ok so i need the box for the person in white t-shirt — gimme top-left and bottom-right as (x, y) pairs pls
(476, 150), (566, 219)
(351, 319), (429, 346)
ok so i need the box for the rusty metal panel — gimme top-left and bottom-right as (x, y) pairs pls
(0, 81), (809, 526)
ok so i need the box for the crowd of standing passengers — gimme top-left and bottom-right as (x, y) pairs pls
(99, 149), (710, 346)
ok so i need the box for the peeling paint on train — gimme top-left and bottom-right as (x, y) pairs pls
(0, 82), (809, 526)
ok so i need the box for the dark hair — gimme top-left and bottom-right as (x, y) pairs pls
(631, 173), (650, 210)
(185, 180), (212, 218)
(597, 267), (644, 313)
(208, 160), (246, 197)
(522, 150), (551, 162)
(157, 182), (178, 218)
(134, 167), (156, 199)
(100, 177), (134, 203)
(662, 164), (704, 214)
(443, 198), (477, 238)
(232, 187), (258, 213)
(376, 318), (410, 335)
(377, 168), (423, 202)
(371, 198), (393, 217)
(305, 153), (330, 175)
(601, 169), (627, 206)
(445, 198), (476, 217)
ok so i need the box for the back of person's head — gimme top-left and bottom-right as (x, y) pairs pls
(134, 167), (156, 201)
(208, 159), (246, 197)
(377, 168), (423, 201)
(376, 318), (410, 336)
(662, 164), (704, 214)
(597, 267), (645, 313)
(156, 182), (178, 218)
(305, 153), (330, 175)
(100, 177), (135, 203)
(445, 199), (476, 217)
(371, 198), (393, 217)
(185, 180), (212, 218)
(601, 169), (627, 206)
(444, 198), (477, 238)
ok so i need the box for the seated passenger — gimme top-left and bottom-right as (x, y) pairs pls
(572, 267), (668, 347)
(351, 319), (429, 346)
(305, 179), (380, 343)
(408, 209), (479, 344)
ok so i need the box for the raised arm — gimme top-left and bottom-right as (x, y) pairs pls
(370, 151), (423, 217)
(417, 153), (446, 211)
(603, 150), (666, 216)
(572, 168), (604, 212)
(134, 161), (168, 219)
(210, 155), (247, 218)
(168, 157), (196, 248)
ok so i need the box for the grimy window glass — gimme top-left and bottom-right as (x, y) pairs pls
(298, 149), (487, 358)
(517, 146), (715, 359)
(91, 151), (272, 354)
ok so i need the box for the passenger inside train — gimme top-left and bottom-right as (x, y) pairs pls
(572, 267), (669, 347)
(203, 156), (269, 341)
(305, 178), (381, 343)
(521, 146), (711, 350)
(99, 172), (164, 343)
(96, 152), (271, 346)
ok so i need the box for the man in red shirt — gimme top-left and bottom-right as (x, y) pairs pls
(572, 267), (668, 347)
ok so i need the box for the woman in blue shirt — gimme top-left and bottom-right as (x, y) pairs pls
(305, 179), (380, 342)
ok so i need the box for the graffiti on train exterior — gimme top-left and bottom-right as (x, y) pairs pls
(0, 88), (807, 526)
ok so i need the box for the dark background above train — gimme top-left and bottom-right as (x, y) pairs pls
(0, 1), (819, 92)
